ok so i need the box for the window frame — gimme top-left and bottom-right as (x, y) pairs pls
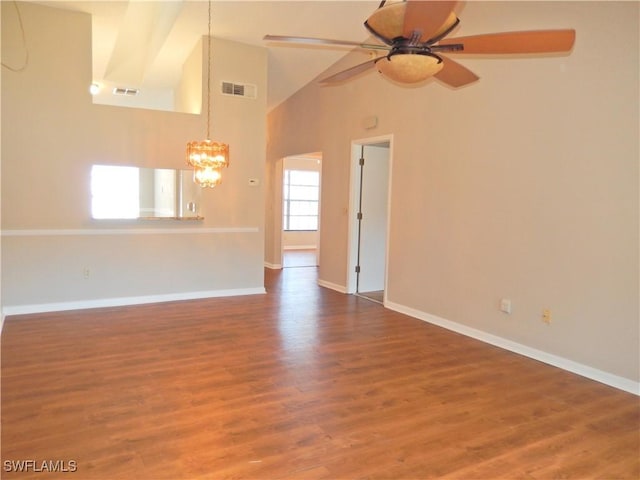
(283, 169), (320, 232)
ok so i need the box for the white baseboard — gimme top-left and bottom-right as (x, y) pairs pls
(385, 300), (640, 396)
(2, 287), (266, 318)
(264, 262), (283, 269)
(317, 279), (347, 294)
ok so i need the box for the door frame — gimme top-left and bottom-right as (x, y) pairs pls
(278, 153), (323, 268)
(346, 134), (394, 299)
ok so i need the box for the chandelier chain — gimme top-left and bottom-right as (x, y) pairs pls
(206, 0), (212, 140)
(185, 0), (228, 188)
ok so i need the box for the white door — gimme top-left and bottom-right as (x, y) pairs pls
(353, 142), (390, 294)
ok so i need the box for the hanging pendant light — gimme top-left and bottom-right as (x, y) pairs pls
(193, 165), (222, 188)
(186, 0), (229, 187)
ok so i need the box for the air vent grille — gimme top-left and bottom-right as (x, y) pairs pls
(221, 81), (257, 99)
(112, 87), (139, 96)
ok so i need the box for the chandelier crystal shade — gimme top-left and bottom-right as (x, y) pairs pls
(186, 0), (229, 187)
(193, 165), (222, 188)
(186, 140), (229, 169)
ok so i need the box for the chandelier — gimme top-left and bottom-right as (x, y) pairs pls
(186, 0), (229, 187)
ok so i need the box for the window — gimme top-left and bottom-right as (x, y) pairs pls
(283, 169), (319, 231)
(91, 165), (140, 219)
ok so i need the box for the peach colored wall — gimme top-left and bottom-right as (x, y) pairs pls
(175, 35), (203, 115)
(266, 1), (639, 385)
(2, 3), (267, 310)
(0, 0), (3, 330)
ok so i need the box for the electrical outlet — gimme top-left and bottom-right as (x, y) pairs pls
(83, 268), (90, 279)
(542, 309), (551, 324)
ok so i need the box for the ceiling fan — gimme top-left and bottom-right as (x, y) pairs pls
(264, 0), (575, 87)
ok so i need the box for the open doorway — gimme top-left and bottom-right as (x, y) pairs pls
(282, 153), (322, 268)
(347, 136), (392, 303)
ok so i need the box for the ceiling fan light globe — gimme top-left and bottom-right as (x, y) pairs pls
(366, 3), (459, 44)
(376, 53), (443, 84)
(365, 2), (406, 41)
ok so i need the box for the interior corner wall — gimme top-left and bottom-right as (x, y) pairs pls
(1, 2), (267, 313)
(264, 156), (283, 268)
(175, 35), (203, 115)
(266, 1), (639, 387)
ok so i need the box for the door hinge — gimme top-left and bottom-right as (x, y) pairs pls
(355, 265), (361, 273)
(357, 212), (363, 220)
(359, 157), (365, 166)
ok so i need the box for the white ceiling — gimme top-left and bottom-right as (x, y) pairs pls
(35, 0), (382, 111)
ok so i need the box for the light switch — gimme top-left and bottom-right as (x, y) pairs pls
(500, 298), (512, 314)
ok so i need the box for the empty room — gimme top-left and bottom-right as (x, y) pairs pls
(2, 1), (638, 479)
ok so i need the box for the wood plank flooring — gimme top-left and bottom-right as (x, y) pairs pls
(357, 291), (384, 304)
(2, 266), (639, 479)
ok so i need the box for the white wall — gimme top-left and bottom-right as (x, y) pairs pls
(267, 1), (639, 390)
(282, 231), (317, 249)
(1, 3), (267, 313)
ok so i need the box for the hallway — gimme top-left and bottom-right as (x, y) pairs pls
(282, 249), (317, 268)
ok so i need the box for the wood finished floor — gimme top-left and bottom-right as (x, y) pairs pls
(2, 267), (639, 479)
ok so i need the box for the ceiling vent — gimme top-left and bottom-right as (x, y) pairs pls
(112, 87), (139, 96)
(221, 81), (257, 99)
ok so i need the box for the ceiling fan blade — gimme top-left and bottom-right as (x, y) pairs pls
(438, 29), (576, 54)
(263, 35), (388, 51)
(434, 56), (479, 88)
(320, 59), (377, 85)
(403, 0), (458, 43)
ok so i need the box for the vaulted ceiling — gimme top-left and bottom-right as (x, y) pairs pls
(34, 1), (381, 111)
